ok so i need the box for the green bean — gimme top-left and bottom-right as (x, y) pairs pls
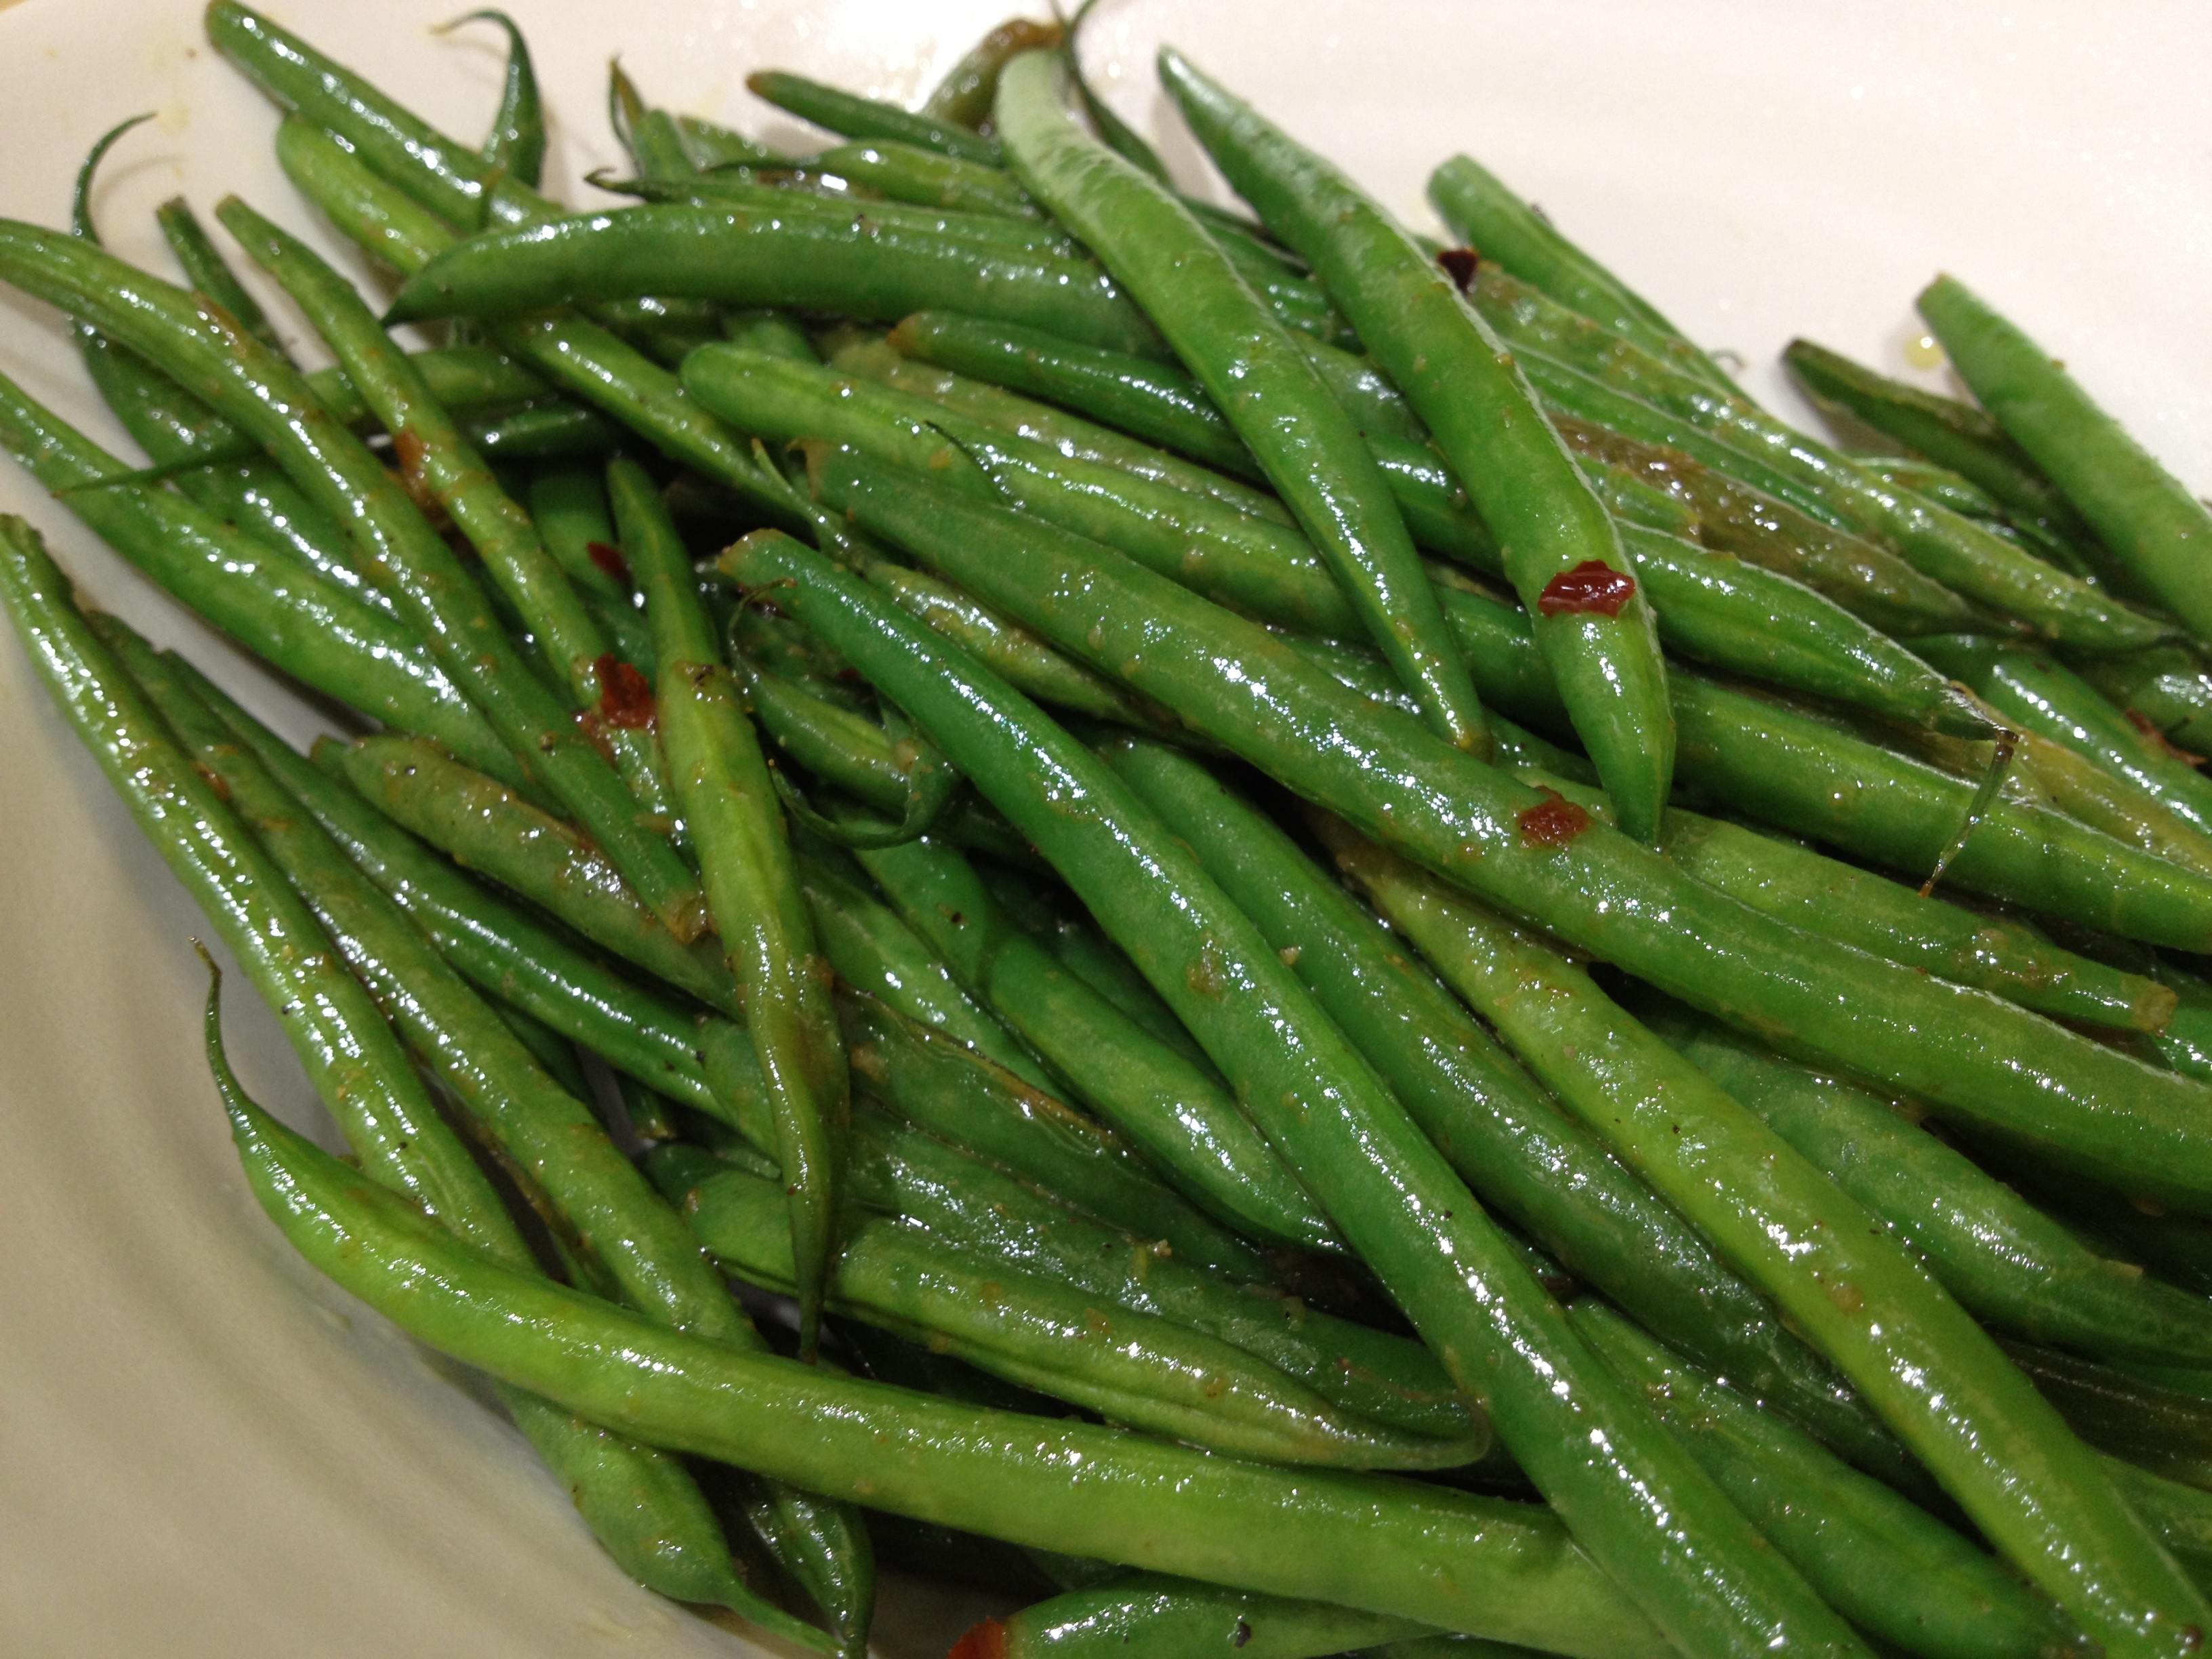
(1322, 819), (2207, 1656)
(607, 60), (697, 184)
(386, 201), (1168, 359)
(449, 9), (546, 188)
(0, 513), (808, 1623)
(727, 527), (1876, 1659)
(462, 397), (616, 460)
(2000, 1342), (2212, 1494)
(271, 118), (800, 527)
(677, 112), (784, 169)
(747, 69), (1004, 165)
(610, 456), (845, 1354)
(924, 17), (1064, 128)
(827, 1109), (1470, 1439)
(832, 329), (1290, 520)
(189, 685), (767, 1139)
(806, 449), (2212, 1215)
(2070, 647), (2212, 756)
(1917, 275), (2212, 644)
(839, 991), (1273, 1284)
(0, 217), (716, 945)
(1656, 1003), (2212, 1366)
(680, 1162), (1482, 1469)
(795, 842), (1050, 1088)
(216, 196), (681, 835)
(724, 308), (820, 360)
(154, 196), (286, 355)
(526, 466), (657, 666)
(2104, 1458), (2212, 1589)
(334, 733), (739, 1013)
(689, 350), (1359, 634)
(0, 367), (525, 787)
(1917, 635), (2212, 834)
(1103, 737), (1910, 1481)
(817, 140), (1043, 218)
(970, 1573), (1434, 1659)
(998, 54), (1486, 758)
(849, 833), (1338, 1254)
(1164, 52), (1679, 827)
(1551, 415), (1988, 636)
(1427, 153), (1734, 393)
(1569, 1300), (2074, 1659)
(596, 168), (1080, 258)
(221, 1078), (1675, 1659)
(1474, 267), (2169, 651)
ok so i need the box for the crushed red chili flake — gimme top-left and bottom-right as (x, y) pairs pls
(1436, 246), (1481, 292)
(2128, 708), (2206, 767)
(585, 541), (631, 586)
(1517, 786), (1593, 847)
(1537, 560), (1637, 618)
(591, 653), (656, 729)
(947, 1619), (1007, 1659)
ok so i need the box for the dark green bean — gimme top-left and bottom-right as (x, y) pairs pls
(975, 1573), (1433, 1659)
(677, 112), (784, 169)
(1570, 1300), (2073, 1659)
(154, 196), (286, 355)
(1323, 819), (2207, 1656)
(1919, 275), (2212, 646)
(1103, 737), (1909, 1481)
(220, 1076), (1675, 1658)
(850, 833), (1338, 1254)
(726, 527), (1875, 1659)
(747, 68), (1004, 165)
(2000, 1341), (2212, 1494)
(998, 53), (1486, 757)
(447, 10), (546, 188)
(806, 447), (2212, 1215)
(817, 140), (1042, 218)
(2071, 647), (2212, 757)
(595, 167), (1079, 258)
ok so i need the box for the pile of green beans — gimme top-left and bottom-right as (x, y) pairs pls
(6, 7), (2212, 1657)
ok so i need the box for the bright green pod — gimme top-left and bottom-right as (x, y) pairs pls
(996, 52), (1487, 758)
(678, 1162), (1486, 1469)
(851, 833), (1338, 1254)
(966, 1573), (1435, 1659)
(816, 140), (1044, 219)
(1322, 820), (2208, 1658)
(1919, 275), (2212, 647)
(726, 527), (1875, 1659)
(748, 68), (1004, 163)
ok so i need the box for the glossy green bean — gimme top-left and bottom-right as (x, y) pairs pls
(806, 449), (2212, 1214)
(1919, 275), (2212, 644)
(216, 196), (680, 834)
(607, 60), (696, 184)
(2071, 647), (2212, 757)
(794, 843), (1050, 1088)
(924, 16), (1063, 127)
(1427, 154), (1733, 392)
(817, 140), (1044, 218)
(1475, 268), (2167, 651)
(850, 833), (1338, 1254)
(677, 112), (783, 169)
(1917, 634), (2212, 834)
(680, 1162), (1481, 1469)
(838, 991), (1273, 1284)
(463, 397), (617, 459)
(1551, 415), (1988, 635)
(0, 217), (714, 945)
(727, 527), (1875, 1659)
(155, 195), (286, 355)
(1323, 820), (2207, 1657)
(2104, 1460), (2212, 1590)
(2000, 1343), (2212, 1494)
(610, 457), (844, 1355)
(222, 1077), (1675, 1658)
(597, 169), (1079, 259)
(975, 1573), (1434, 1659)
(747, 68), (1004, 164)
(0, 520), (790, 1624)
(1103, 737), (1908, 1481)
(1165, 51), (1677, 826)
(998, 54), (1486, 757)
(1658, 1005), (2212, 1366)
(451, 9), (546, 188)
(334, 734), (739, 1014)
(386, 203), (1168, 359)
(0, 367), (524, 786)
(1569, 1300), (2074, 1659)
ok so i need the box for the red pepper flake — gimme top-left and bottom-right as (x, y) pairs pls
(592, 653), (656, 729)
(585, 541), (631, 586)
(2128, 708), (2206, 767)
(1517, 786), (1593, 848)
(948, 1619), (1007, 1659)
(1436, 246), (1481, 292)
(1537, 560), (1637, 618)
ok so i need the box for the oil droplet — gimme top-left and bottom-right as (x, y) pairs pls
(1904, 333), (1948, 371)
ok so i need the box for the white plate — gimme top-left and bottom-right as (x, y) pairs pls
(0, 2), (2205, 1652)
